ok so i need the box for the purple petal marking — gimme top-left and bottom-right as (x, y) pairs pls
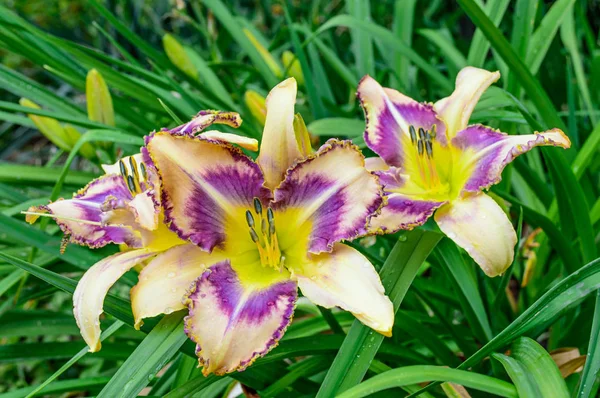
(273, 139), (383, 253)
(369, 168), (446, 233)
(179, 162), (270, 251)
(184, 261), (297, 374)
(357, 76), (447, 169)
(451, 125), (571, 192)
(42, 175), (142, 249)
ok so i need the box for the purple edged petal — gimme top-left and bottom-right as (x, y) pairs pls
(273, 139), (383, 254)
(451, 125), (571, 192)
(357, 75), (447, 168)
(184, 260), (297, 375)
(26, 175), (142, 249)
(146, 132), (271, 252)
(368, 167), (446, 233)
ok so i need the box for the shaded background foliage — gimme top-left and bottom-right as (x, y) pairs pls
(0, 0), (599, 397)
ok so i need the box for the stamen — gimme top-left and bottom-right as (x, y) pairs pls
(417, 140), (424, 156)
(245, 210), (255, 227)
(253, 198), (263, 215)
(119, 160), (127, 176)
(249, 229), (259, 243)
(409, 125), (417, 144)
(139, 163), (147, 180)
(418, 127), (426, 142)
(425, 140), (433, 159)
(430, 124), (437, 139)
(267, 208), (275, 235)
(126, 175), (137, 193)
(129, 156), (140, 182)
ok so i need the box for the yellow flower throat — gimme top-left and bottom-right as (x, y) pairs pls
(409, 124), (442, 190)
(245, 198), (283, 271)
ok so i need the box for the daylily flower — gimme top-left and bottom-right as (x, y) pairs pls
(24, 111), (248, 352)
(141, 77), (393, 375)
(357, 67), (571, 277)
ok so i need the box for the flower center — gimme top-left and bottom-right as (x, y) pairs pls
(408, 124), (442, 190)
(245, 198), (283, 271)
(119, 157), (147, 195)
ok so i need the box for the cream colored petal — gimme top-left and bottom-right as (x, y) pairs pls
(257, 78), (303, 189)
(295, 243), (394, 336)
(73, 248), (155, 352)
(434, 193), (517, 277)
(434, 67), (500, 138)
(130, 244), (223, 329)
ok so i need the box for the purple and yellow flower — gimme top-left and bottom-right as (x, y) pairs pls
(142, 78), (393, 375)
(357, 67), (571, 277)
(24, 111), (248, 352)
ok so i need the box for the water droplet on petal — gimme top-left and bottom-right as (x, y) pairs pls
(167, 272), (176, 278)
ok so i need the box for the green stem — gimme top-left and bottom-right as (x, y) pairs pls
(318, 307), (345, 335)
(316, 229), (442, 397)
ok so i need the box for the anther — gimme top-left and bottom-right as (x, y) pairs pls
(119, 160), (128, 176)
(417, 140), (424, 156)
(425, 140), (433, 158)
(430, 124), (437, 139)
(253, 198), (263, 215)
(267, 208), (275, 235)
(418, 127), (426, 141)
(249, 229), (259, 243)
(245, 210), (255, 228)
(139, 163), (147, 180)
(126, 175), (137, 193)
(409, 125), (417, 144)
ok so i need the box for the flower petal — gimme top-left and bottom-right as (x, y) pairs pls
(273, 139), (383, 254)
(26, 175), (141, 248)
(131, 243), (221, 329)
(198, 131), (258, 151)
(434, 67), (500, 138)
(165, 110), (242, 136)
(368, 167), (446, 233)
(184, 260), (297, 375)
(357, 75), (447, 168)
(295, 243), (394, 336)
(146, 132), (270, 252)
(73, 248), (156, 351)
(434, 193), (517, 277)
(257, 78), (303, 190)
(451, 125), (571, 192)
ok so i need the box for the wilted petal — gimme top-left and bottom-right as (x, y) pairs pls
(146, 132), (270, 252)
(295, 243), (393, 336)
(369, 167), (446, 233)
(73, 249), (156, 352)
(131, 244), (221, 329)
(257, 78), (303, 190)
(273, 139), (382, 254)
(184, 260), (297, 375)
(452, 126), (571, 192)
(26, 175), (141, 248)
(165, 110), (242, 136)
(434, 67), (500, 138)
(357, 75), (446, 168)
(434, 193), (517, 277)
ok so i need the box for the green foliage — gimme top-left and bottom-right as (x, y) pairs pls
(0, 1), (598, 397)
